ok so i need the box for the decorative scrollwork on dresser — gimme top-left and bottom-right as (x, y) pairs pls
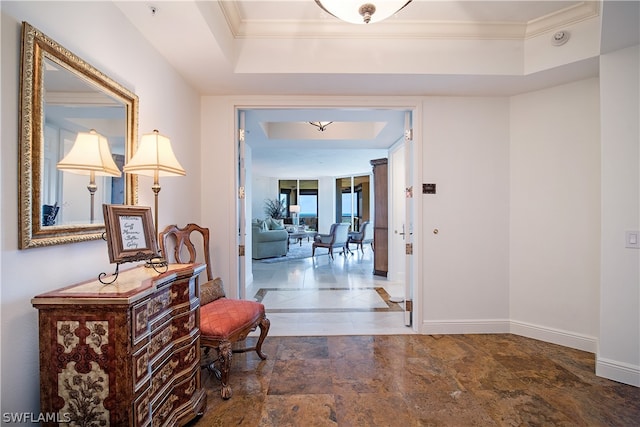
(32, 264), (207, 426)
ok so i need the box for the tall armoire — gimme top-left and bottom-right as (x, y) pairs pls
(370, 158), (388, 276)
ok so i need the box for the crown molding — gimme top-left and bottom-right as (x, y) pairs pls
(525, 1), (600, 38)
(219, 1), (600, 41)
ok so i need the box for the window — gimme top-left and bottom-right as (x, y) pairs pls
(278, 179), (318, 223)
(341, 192), (352, 216)
(299, 193), (317, 218)
(337, 175), (370, 230)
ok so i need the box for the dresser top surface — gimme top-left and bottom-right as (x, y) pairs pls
(32, 263), (205, 306)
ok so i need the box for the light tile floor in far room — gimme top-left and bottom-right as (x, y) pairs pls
(247, 241), (415, 336)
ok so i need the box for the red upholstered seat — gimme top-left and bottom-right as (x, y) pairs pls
(200, 299), (265, 338)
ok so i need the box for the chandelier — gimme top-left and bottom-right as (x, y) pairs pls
(308, 121), (333, 131)
(315, 0), (412, 24)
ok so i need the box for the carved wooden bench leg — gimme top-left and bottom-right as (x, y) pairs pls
(254, 317), (270, 360)
(218, 341), (233, 399)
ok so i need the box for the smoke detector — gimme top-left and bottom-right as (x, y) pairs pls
(551, 30), (570, 46)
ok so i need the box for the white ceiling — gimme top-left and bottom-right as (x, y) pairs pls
(114, 1), (606, 177)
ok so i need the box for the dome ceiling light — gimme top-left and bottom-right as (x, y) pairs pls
(315, 0), (413, 24)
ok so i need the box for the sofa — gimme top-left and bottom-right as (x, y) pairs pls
(251, 218), (289, 259)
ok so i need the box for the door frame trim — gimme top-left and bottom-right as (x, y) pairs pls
(231, 97), (423, 333)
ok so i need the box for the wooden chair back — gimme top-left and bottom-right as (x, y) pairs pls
(159, 223), (213, 282)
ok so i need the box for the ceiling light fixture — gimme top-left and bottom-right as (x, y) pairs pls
(308, 121), (333, 131)
(315, 0), (412, 24)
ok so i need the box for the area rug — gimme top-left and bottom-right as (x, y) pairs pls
(253, 287), (403, 313)
(259, 288), (389, 311)
(257, 240), (331, 263)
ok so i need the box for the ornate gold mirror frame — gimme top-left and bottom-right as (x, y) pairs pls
(19, 22), (138, 249)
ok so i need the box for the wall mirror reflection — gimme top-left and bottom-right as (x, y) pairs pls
(19, 22), (138, 249)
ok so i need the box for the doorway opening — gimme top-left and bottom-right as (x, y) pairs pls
(235, 105), (419, 335)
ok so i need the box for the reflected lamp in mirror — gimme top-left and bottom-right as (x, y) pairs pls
(123, 130), (185, 238)
(289, 204), (301, 226)
(57, 129), (121, 223)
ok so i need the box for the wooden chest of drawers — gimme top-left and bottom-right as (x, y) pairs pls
(32, 263), (207, 426)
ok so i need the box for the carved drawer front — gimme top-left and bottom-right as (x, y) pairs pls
(134, 315), (180, 391)
(133, 346), (150, 392)
(132, 285), (178, 346)
(164, 277), (194, 307)
(133, 388), (151, 427)
(136, 310), (199, 399)
(147, 286), (177, 323)
(171, 307), (198, 343)
(149, 336), (199, 401)
(149, 320), (176, 362)
(151, 370), (201, 427)
(132, 298), (151, 346)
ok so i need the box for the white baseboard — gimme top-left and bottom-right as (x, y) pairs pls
(509, 320), (598, 353)
(421, 319), (597, 353)
(421, 319), (510, 335)
(420, 319), (640, 387)
(596, 357), (640, 387)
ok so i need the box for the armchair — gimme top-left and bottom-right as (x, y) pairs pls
(312, 222), (350, 259)
(347, 220), (372, 253)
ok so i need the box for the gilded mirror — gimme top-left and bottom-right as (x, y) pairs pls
(19, 22), (138, 249)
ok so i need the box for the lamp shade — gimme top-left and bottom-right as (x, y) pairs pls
(289, 205), (301, 214)
(123, 130), (185, 177)
(315, 0), (412, 24)
(57, 129), (121, 177)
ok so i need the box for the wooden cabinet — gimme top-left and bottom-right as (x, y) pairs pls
(32, 263), (207, 426)
(371, 158), (388, 277)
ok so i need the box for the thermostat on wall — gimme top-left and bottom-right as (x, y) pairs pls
(423, 183), (436, 194)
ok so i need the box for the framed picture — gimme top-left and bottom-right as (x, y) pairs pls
(102, 204), (157, 264)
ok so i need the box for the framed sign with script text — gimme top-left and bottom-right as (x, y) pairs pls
(102, 204), (157, 264)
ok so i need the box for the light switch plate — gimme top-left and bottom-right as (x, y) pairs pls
(625, 231), (640, 249)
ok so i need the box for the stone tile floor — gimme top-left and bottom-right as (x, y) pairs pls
(247, 244), (412, 336)
(189, 334), (640, 426)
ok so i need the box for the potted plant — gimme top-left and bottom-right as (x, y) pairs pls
(263, 198), (286, 219)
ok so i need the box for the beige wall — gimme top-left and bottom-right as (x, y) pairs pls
(598, 45), (639, 386)
(1, 2), (201, 413)
(510, 78), (601, 350)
